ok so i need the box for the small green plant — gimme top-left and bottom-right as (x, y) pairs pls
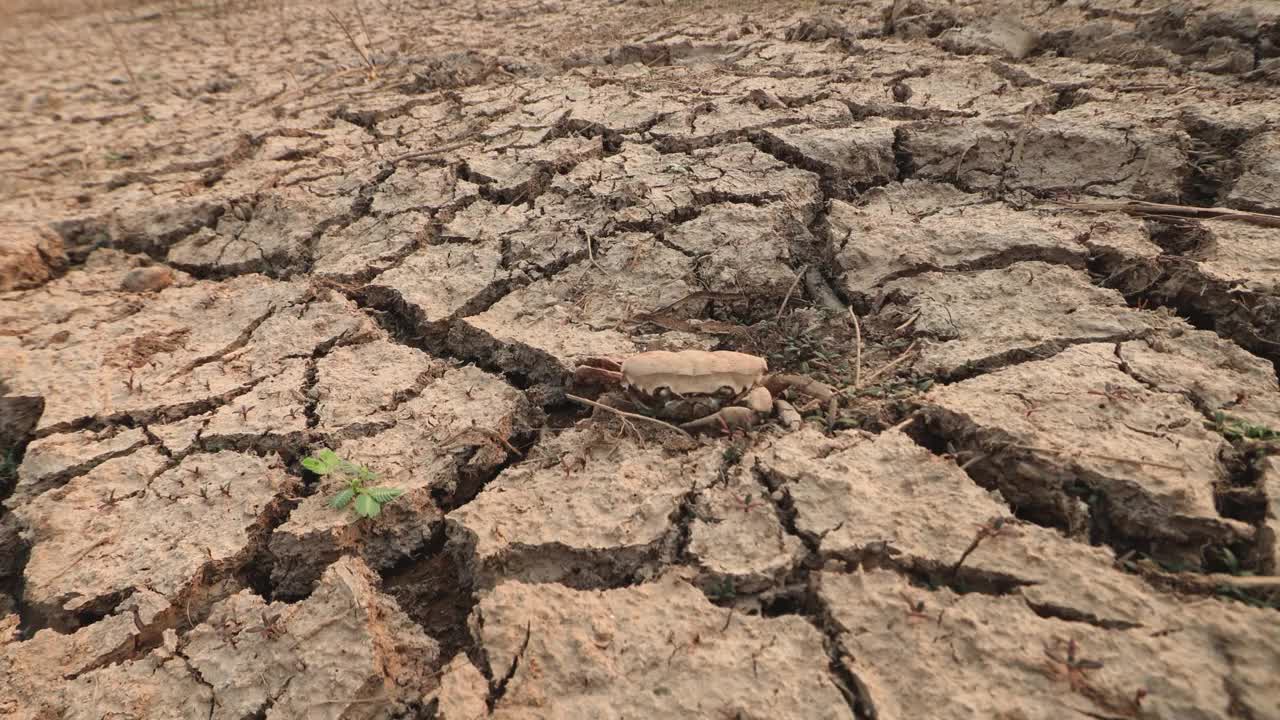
(302, 449), (404, 519)
(1205, 411), (1280, 442)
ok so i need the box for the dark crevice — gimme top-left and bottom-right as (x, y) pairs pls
(381, 526), (481, 669)
(730, 464), (878, 718)
(8, 436), (148, 504)
(1179, 116), (1255, 207)
(916, 408), (1254, 574)
(1089, 252), (1280, 373)
(747, 128), (893, 201)
(32, 376), (268, 440)
(485, 620), (532, 711)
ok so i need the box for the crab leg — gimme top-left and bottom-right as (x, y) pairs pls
(764, 373), (836, 402)
(679, 406), (759, 435)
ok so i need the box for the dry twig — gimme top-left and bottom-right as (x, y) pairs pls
(566, 393), (693, 439)
(1054, 199), (1280, 229)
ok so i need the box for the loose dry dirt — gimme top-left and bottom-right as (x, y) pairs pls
(2, 0), (1280, 718)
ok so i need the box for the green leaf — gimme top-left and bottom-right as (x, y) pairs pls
(365, 487), (404, 504)
(305, 449), (344, 475)
(302, 457), (331, 475)
(328, 487), (355, 509)
(354, 493), (380, 518)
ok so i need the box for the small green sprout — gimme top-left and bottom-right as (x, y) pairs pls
(302, 449), (404, 519)
(1205, 411), (1280, 442)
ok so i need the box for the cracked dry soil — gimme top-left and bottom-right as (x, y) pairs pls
(2, 0), (1280, 718)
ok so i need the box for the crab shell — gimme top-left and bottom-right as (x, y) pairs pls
(620, 350), (773, 414)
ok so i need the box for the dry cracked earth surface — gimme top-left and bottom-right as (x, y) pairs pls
(3, 0), (1280, 717)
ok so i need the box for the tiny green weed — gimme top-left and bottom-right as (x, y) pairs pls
(1205, 411), (1280, 442)
(302, 449), (404, 519)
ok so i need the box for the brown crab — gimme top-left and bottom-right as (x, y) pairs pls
(572, 349), (834, 434)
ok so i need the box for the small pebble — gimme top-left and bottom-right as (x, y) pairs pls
(121, 266), (175, 293)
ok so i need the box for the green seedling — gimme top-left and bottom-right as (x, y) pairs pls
(1205, 411), (1280, 442)
(302, 449), (404, 519)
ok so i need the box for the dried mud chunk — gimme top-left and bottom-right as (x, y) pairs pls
(0, 275), (372, 435)
(755, 122), (897, 195)
(0, 249), (172, 341)
(14, 449), (296, 630)
(935, 15), (1038, 58)
(60, 652), (213, 720)
(475, 573), (854, 719)
(144, 412), (209, 456)
(648, 98), (851, 151)
(436, 655), (489, 720)
(1261, 456), (1280, 574)
(1183, 219), (1280, 295)
(664, 203), (803, 297)
(554, 142), (821, 227)
(687, 460), (805, 594)
(0, 225), (66, 292)
(1117, 330), (1280, 429)
(477, 77), (681, 142)
(174, 557), (439, 719)
(451, 234), (706, 384)
(819, 569), (1280, 720)
(311, 210), (431, 282)
(11, 427), (147, 504)
(922, 343), (1251, 564)
(313, 338), (447, 434)
(167, 188), (348, 277)
(448, 428), (721, 588)
(881, 262), (1160, 379)
(827, 182), (1159, 303)
(756, 429), (1166, 627)
(1143, 219), (1280, 359)
(1225, 132), (1280, 212)
(269, 366), (533, 596)
(884, 0), (961, 39)
(832, 53), (1048, 119)
(0, 589), (170, 719)
(363, 241), (508, 350)
(197, 359), (308, 450)
(409, 49), (498, 90)
(462, 135), (604, 202)
(371, 164), (480, 216)
(50, 199), (222, 262)
(901, 114), (1188, 200)
(1043, 19), (1178, 69)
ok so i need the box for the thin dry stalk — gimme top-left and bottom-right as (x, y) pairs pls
(775, 263), (809, 321)
(100, 14), (139, 96)
(1014, 444), (1188, 472)
(352, 0), (375, 54)
(848, 307), (863, 388)
(847, 341), (919, 392)
(887, 413), (917, 433)
(326, 8), (377, 78)
(584, 229), (608, 275)
(566, 393), (693, 439)
(1055, 199), (1280, 229)
(389, 131), (482, 164)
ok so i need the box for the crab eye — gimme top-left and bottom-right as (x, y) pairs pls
(715, 386), (738, 399)
(653, 387), (673, 401)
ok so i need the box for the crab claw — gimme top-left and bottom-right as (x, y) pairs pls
(572, 365), (624, 387)
(572, 356), (626, 390)
(680, 406), (759, 435)
(577, 356), (624, 372)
